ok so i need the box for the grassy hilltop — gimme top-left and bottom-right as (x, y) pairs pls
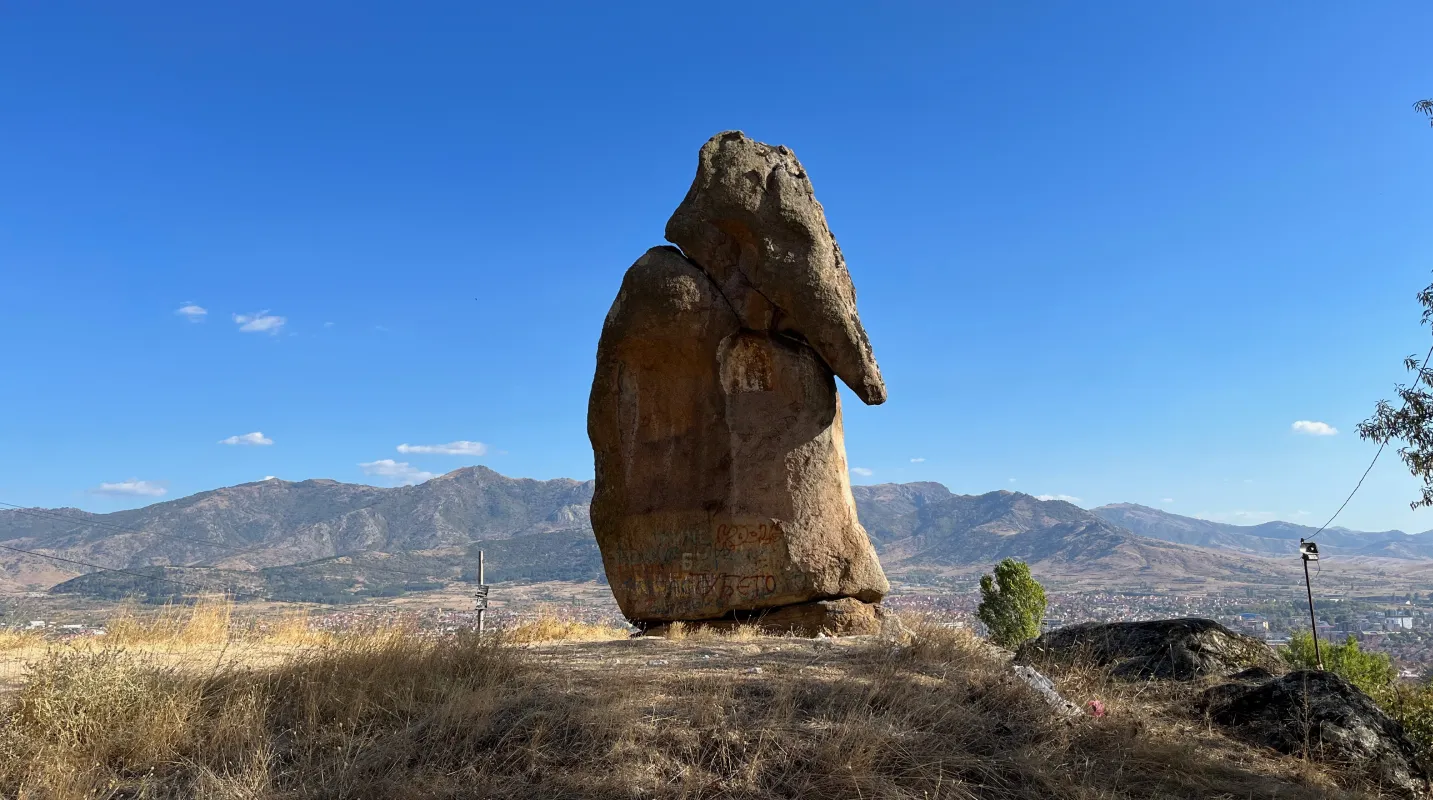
(0, 599), (1398, 799)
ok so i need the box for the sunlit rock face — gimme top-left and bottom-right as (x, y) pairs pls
(588, 132), (889, 629)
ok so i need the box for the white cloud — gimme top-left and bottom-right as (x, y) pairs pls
(262, 476), (277, 481)
(359, 459), (435, 487)
(92, 479), (167, 497)
(219, 431), (274, 446)
(1036, 494), (1082, 504)
(1160, 498), (1175, 504)
(323, 321), (335, 328)
(233, 311), (286, 335)
(1292, 420), (1338, 436)
(175, 303), (207, 322)
(1008, 478), (1017, 483)
(850, 467), (874, 477)
(397, 440), (488, 456)
(909, 457), (925, 463)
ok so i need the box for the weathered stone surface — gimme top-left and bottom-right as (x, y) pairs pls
(1015, 618), (1280, 680)
(1203, 670), (1430, 798)
(588, 133), (888, 627)
(666, 131), (886, 406)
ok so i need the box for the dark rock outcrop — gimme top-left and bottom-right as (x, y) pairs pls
(1203, 670), (1429, 798)
(1015, 618), (1280, 680)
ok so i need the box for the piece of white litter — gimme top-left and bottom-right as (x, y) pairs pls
(646, 659), (669, 666)
(1013, 665), (1081, 718)
(744, 667), (763, 674)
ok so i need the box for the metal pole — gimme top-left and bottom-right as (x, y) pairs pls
(1301, 539), (1323, 671)
(478, 550), (490, 633)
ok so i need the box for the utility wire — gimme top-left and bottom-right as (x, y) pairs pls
(1307, 339), (1433, 541)
(0, 540), (267, 601)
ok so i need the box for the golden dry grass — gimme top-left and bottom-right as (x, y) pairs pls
(0, 628), (45, 652)
(0, 609), (1393, 799)
(102, 595), (234, 647)
(503, 605), (630, 643)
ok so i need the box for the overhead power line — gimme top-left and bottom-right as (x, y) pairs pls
(1307, 339), (1433, 541)
(0, 540), (267, 601)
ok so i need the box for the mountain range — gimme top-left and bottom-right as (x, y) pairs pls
(1091, 503), (1433, 559)
(2, 467), (1428, 602)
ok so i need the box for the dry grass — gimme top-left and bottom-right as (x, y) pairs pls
(0, 628), (45, 652)
(503, 606), (630, 643)
(0, 608), (1386, 799)
(102, 595), (234, 647)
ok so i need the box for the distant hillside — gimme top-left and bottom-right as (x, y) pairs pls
(852, 486), (1285, 586)
(1092, 503), (1433, 560)
(7, 474), (1390, 601)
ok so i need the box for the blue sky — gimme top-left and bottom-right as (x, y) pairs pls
(3, 2), (1433, 532)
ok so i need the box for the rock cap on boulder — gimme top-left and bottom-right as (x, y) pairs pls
(665, 131), (886, 405)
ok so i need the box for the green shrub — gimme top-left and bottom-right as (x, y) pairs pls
(1281, 632), (1395, 696)
(977, 558), (1046, 649)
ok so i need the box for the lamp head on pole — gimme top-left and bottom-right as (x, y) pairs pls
(1300, 539), (1319, 562)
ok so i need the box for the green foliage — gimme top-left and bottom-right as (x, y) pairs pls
(1383, 683), (1433, 755)
(1281, 632), (1396, 695)
(977, 558), (1046, 649)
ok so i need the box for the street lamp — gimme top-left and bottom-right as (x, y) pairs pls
(1300, 538), (1323, 671)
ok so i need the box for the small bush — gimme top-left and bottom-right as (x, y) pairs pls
(1281, 632), (1396, 695)
(978, 558), (1047, 649)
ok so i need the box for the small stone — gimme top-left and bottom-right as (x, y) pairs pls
(646, 659), (669, 667)
(744, 667), (763, 674)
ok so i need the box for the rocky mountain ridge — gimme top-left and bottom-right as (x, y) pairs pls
(5, 471), (1425, 599)
(1092, 503), (1433, 559)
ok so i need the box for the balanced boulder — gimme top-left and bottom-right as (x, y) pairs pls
(588, 132), (889, 628)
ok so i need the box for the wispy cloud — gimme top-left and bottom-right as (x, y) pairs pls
(1160, 498), (1175, 504)
(359, 459), (435, 487)
(1036, 494), (1082, 504)
(233, 311), (286, 335)
(850, 467), (874, 477)
(92, 479), (167, 497)
(1292, 420), (1338, 436)
(909, 457), (925, 463)
(1008, 478), (1017, 483)
(397, 441), (487, 456)
(262, 476), (277, 481)
(219, 432), (273, 446)
(175, 303), (207, 322)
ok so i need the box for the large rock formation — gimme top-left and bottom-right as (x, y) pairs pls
(588, 132), (889, 630)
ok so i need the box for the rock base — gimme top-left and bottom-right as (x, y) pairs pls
(1203, 670), (1429, 797)
(640, 598), (885, 638)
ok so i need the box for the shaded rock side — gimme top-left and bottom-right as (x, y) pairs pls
(589, 245), (888, 623)
(643, 598), (886, 638)
(665, 131), (886, 406)
(1204, 670), (1430, 798)
(1015, 618), (1280, 680)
